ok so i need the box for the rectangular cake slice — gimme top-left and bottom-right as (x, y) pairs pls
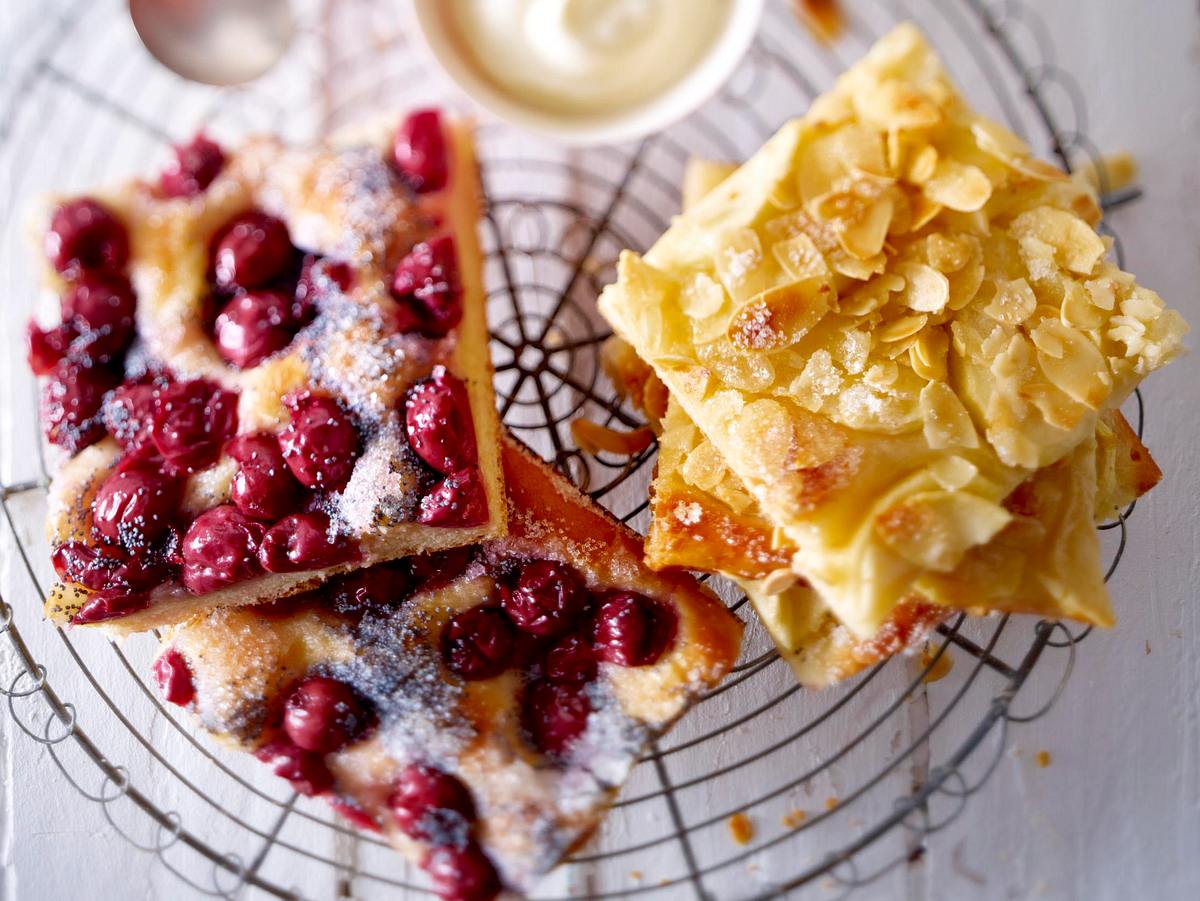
(33, 111), (504, 633)
(152, 435), (742, 896)
(599, 24), (1187, 639)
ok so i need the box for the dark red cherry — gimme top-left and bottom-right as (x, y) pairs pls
(441, 607), (514, 681)
(278, 393), (361, 490)
(522, 679), (591, 758)
(390, 236), (462, 337)
(254, 740), (334, 796)
(409, 546), (474, 592)
(213, 290), (296, 369)
(159, 133), (225, 198)
(326, 796), (380, 832)
(26, 321), (74, 375)
(501, 560), (590, 638)
(181, 505), (266, 594)
(543, 634), (598, 685)
(392, 109), (449, 194)
(71, 588), (150, 624)
(91, 463), (181, 550)
(324, 561), (412, 615)
(104, 378), (165, 457)
(212, 211), (294, 291)
(61, 272), (137, 360)
(421, 843), (501, 901)
(226, 433), (302, 520)
(152, 647), (195, 706)
(51, 540), (166, 591)
(405, 367), (477, 475)
(591, 592), (676, 667)
(258, 512), (359, 573)
(40, 360), (118, 452)
(149, 379), (238, 472)
(46, 198), (129, 276)
(294, 255), (354, 323)
(389, 763), (476, 842)
(418, 469), (488, 528)
(283, 675), (371, 754)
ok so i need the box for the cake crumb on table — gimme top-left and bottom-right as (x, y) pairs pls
(1036, 750), (1052, 768)
(728, 811), (754, 845)
(825, 797), (839, 811)
(782, 809), (808, 829)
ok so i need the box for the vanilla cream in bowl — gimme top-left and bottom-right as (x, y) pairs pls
(413, 0), (765, 145)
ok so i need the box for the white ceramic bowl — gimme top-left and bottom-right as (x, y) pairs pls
(410, 0), (766, 146)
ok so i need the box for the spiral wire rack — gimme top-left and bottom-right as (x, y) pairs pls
(0, 0), (1147, 897)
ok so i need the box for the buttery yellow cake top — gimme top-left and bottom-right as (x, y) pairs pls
(599, 24), (1187, 638)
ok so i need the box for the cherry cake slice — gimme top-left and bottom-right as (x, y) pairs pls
(155, 435), (743, 899)
(32, 111), (505, 634)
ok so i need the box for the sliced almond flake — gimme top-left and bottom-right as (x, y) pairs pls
(970, 118), (1030, 161)
(1032, 319), (1112, 408)
(929, 455), (978, 491)
(759, 568), (799, 595)
(906, 145), (939, 184)
(680, 271), (728, 320)
(727, 280), (834, 351)
(797, 125), (887, 205)
(909, 194), (943, 231)
(1010, 206), (1106, 275)
(919, 381), (979, 449)
(764, 207), (840, 254)
(837, 196), (895, 260)
(923, 159), (992, 211)
(882, 332), (921, 359)
(830, 249), (886, 281)
(855, 78), (943, 130)
(1084, 277), (1117, 311)
(886, 128), (906, 175)
(925, 233), (971, 273)
(1009, 155), (1069, 181)
(789, 348), (843, 412)
(714, 228), (768, 303)
(982, 277), (1037, 325)
(1025, 380), (1090, 432)
(1060, 280), (1105, 330)
(910, 326), (949, 381)
(895, 262), (950, 313)
(879, 312), (928, 343)
(771, 233), (831, 281)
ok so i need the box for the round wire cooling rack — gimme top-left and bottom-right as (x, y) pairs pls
(0, 0), (1150, 898)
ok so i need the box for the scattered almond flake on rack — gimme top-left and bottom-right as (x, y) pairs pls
(1036, 750), (1053, 768)
(569, 417), (654, 456)
(1078, 150), (1138, 193)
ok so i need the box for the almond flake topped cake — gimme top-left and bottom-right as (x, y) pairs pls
(599, 24), (1187, 639)
(29, 111), (504, 633)
(153, 435), (741, 899)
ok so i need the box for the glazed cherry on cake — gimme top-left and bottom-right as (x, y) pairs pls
(32, 110), (503, 631)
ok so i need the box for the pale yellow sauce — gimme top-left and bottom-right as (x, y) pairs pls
(445, 0), (733, 116)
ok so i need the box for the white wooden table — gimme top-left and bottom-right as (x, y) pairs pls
(1, 1), (1197, 899)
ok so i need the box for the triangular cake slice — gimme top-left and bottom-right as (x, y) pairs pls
(31, 111), (504, 633)
(151, 435), (742, 897)
(599, 24), (1187, 638)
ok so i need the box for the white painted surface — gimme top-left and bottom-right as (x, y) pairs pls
(1, 1), (1198, 900)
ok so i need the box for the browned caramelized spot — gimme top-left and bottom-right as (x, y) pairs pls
(648, 487), (792, 580)
(793, 0), (843, 43)
(789, 445), (863, 514)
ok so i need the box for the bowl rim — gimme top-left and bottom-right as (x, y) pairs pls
(410, 0), (767, 146)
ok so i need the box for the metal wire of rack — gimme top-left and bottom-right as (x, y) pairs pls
(0, 0), (1148, 898)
